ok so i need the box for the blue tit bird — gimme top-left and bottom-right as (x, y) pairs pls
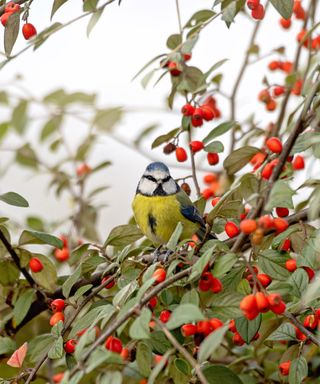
(132, 162), (208, 246)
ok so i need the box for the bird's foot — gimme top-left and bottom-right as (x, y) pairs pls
(152, 248), (173, 263)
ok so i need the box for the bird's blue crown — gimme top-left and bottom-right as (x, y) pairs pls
(145, 162), (169, 173)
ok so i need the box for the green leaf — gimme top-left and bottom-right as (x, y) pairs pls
(270, 0), (293, 19)
(212, 253), (237, 278)
(235, 314), (261, 344)
(51, 0), (69, 19)
(272, 225), (300, 248)
(93, 107), (123, 132)
(222, 0), (245, 26)
(202, 121), (235, 143)
(175, 358), (191, 376)
(62, 265), (82, 298)
(28, 334), (55, 363)
(223, 146), (259, 175)
(13, 289), (34, 326)
(129, 308), (152, 339)
(0, 337), (16, 355)
(166, 34), (182, 49)
(0, 260), (19, 285)
(265, 180), (295, 210)
(31, 254), (57, 291)
(48, 336), (64, 359)
(113, 281), (138, 307)
(83, 0), (98, 11)
(177, 66), (206, 94)
(288, 356), (308, 384)
(74, 327), (96, 361)
(208, 199), (243, 221)
(19, 230), (63, 248)
(202, 365), (243, 384)
(181, 288), (199, 306)
(189, 245), (216, 281)
(11, 100), (28, 134)
(166, 304), (204, 330)
(0, 192), (29, 207)
(258, 250), (290, 280)
(104, 224), (143, 247)
(198, 325), (228, 363)
(288, 268), (309, 298)
(204, 141), (224, 153)
(204, 59), (228, 80)
(136, 341), (152, 377)
(99, 372), (122, 384)
(40, 115), (63, 142)
(184, 9), (215, 28)
(4, 12), (20, 57)
(87, 9), (103, 36)
(15, 143), (38, 168)
(167, 222), (183, 251)
(0, 122), (9, 142)
(267, 323), (297, 341)
(151, 128), (180, 149)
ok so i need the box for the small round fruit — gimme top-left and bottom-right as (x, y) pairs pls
(5, 2), (21, 13)
(240, 219), (257, 234)
(189, 140), (204, 153)
(225, 221), (240, 238)
(64, 339), (77, 354)
(279, 361), (291, 376)
(101, 276), (115, 289)
(280, 17), (291, 29)
(22, 23), (37, 40)
(49, 312), (65, 326)
(51, 299), (65, 313)
(29, 257), (43, 273)
(152, 268), (166, 283)
(276, 207), (289, 217)
(76, 163), (92, 177)
(159, 310), (171, 323)
(175, 147), (187, 162)
(148, 296), (158, 310)
(105, 336), (123, 353)
(207, 152), (219, 165)
(255, 292), (269, 313)
(54, 247), (70, 262)
(266, 137), (283, 153)
(53, 373), (64, 384)
(273, 218), (289, 233)
(292, 155), (305, 170)
(181, 323), (197, 337)
(168, 61), (182, 76)
(251, 4), (265, 19)
(181, 103), (195, 116)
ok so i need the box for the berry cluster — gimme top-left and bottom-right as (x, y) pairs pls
(240, 292), (286, 320)
(246, 0), (265, 20)
(181, 96), (221, 128)
(54, 235), (70, 262)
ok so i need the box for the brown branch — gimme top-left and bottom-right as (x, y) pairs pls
(154, 317), (209, 384)
(284, 311), (320, 347)
(188, 128), (201, 197)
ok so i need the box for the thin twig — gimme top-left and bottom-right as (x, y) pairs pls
(188, 128), (201, 197)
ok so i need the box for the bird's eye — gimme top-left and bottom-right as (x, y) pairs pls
(162, 176), (171, 183)
(144, 175), (157, 182)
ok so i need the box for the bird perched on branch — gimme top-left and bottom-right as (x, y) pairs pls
(132, 162), (210, 246)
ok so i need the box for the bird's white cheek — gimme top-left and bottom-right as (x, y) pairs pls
(163, 180), (177, 195)
(138, 179), (156, 195)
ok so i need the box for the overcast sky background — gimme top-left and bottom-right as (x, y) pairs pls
(0, 0), (311, 240)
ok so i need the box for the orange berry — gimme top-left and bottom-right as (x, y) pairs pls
(76, 163), (92, 177)
(279, 361), (291, 376)
(240, 219), (257, 234)
(273, 86), (285, 97)
(200, 105), (215, 121)
(54, 247), (70, 262)
(255, 292), (269, 313)
(181, 323), (197, 337)
(279, 17), (291, 29)
(247, 0), (260, 10)
(268, 61), (280, 71)
(273, 218), (289, 233)
(266, 137), (283, 153)
(197, 320), (213, 336)
(175, 147), (187, 162)
(266, 99), (277, 111)
(5, 2), (21, 13)
(203, 173), (217, 184)
(50, 312), (64, 326)
(258, 89), (271, 103)
(53, 373), (64, 383)
(257, 273), (272, 287)
(258, 215), (274, 229)
(229, 319), (237, 333)
(240, 294), (258, 313)
(120, 347), (129, 360)
(201, 188), (214, 200)
(210, 318), (223, 330)
(292, 155), (305, 170)
(152, 268), (166, 283)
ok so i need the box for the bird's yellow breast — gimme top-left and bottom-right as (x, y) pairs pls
(132, 194), (200, 245)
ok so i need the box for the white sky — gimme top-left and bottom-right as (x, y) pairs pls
(0, 0), (311, 240)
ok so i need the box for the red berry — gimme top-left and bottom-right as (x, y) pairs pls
(181, 323), (197, 337)
(211, 277), (223, 293)
(5, 2), (21, 13)
(276, 207), (289, 217)
(268, 293), (286, 314)
(207, 152), (219, 165)
(59, 235), (68, 248)
(258, 215), (274, 229)
(168, 61), (181, 76)
(240, 294), (258, 314)
(22, 23), (37, 40)
(286, 259), (297, 272)
(105, 336), (123, 353)
(152, 268), (166, 283)
(261, 162), (275, 180)
(201, 188), (214, 200)
(64, 339), (77, 354)
(200, 105), (215, 121)
(189, 140), (204, 153)
(304, 266), (315, 281)
(232, 332), (245, 346)
(120, 347), (129, 360)
(0, 12), (12, 27)
(182, 53), (192, 61)
(198, 272), (213, 292)
(53, 373), (64, 383)
(51, 299), (65, 313)
(229, 319), (237, 333)
(255, 292), (269, 313)
(281, 238), (291, 251)
(279, 361), (291, 376)
(247, 0), (260, 10)
(266, 137), (283, 153)
(303, 314), (318, 330)
(266, 99), (277, 111)
(268, 61), (280, 71)
(181, 103), (195, 116)
(273, 218), (289, 233)
(279, 17), (291, 29)
(175, 147), (187, 162)
(211, 197), (220, 207)
(240, 219), (257, 234)
(29, 257), (43, 273)
(210, 318), (223, 330)
(148, 296), (158, 310)
(295, 326), (307, 341)
(258, 89), (271, 103)
(50, 312), (64, 326)
(225, 221), (240, 238)
(159, 310), (171, 323)
(197, 320), (213, 336)
(257, 273), (272, 287)
(101, 275), (115, 289)
(191, 117), (203, 127)
(292, 155), (305, 170)
(273, 86), (285, 97)
(54, 247), (69, 262)
(251, 4), (265, 19)
(203, 173), (217, 184)
(76, 163), (92, 177)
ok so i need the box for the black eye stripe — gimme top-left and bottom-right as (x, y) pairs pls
(144, 175), (157, 182)
(162, 176), (171, 183)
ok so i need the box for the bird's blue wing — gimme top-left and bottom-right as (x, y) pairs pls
(176, 190), (205, 227)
